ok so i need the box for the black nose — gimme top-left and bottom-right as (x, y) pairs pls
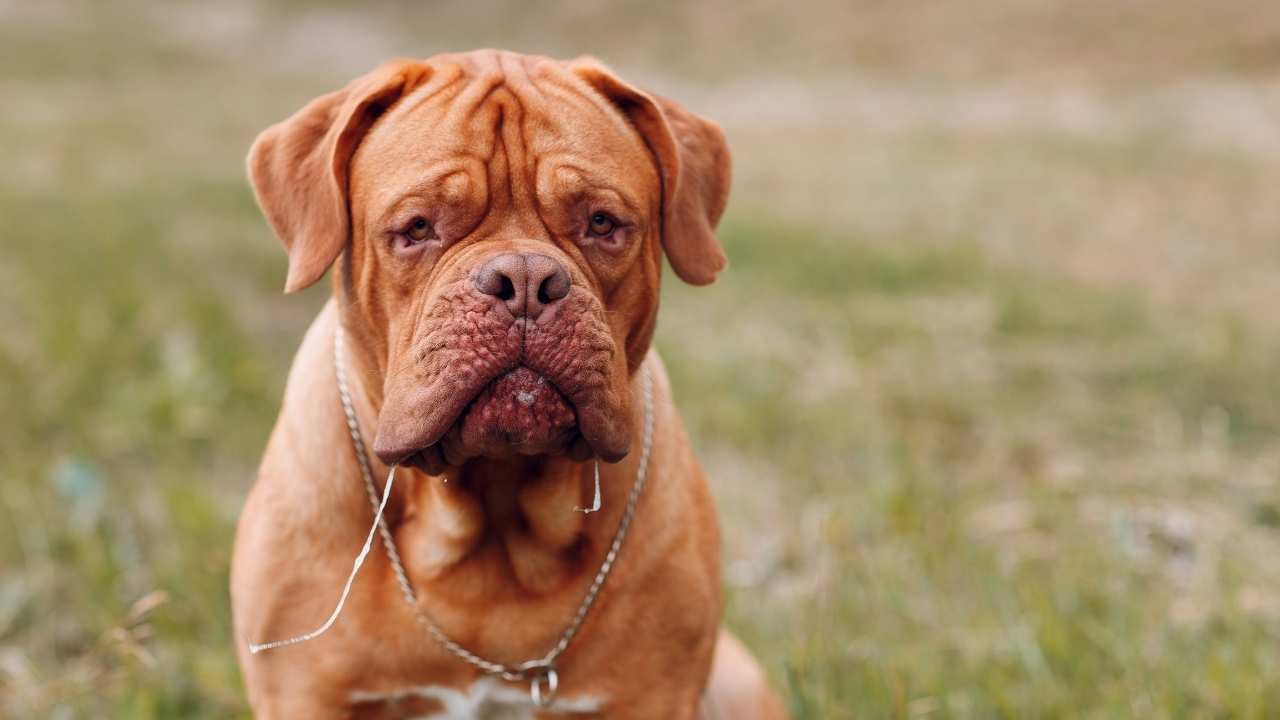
(473, 253), (571, 320)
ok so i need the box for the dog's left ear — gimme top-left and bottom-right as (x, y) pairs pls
(248, 59), (433, 292)
(567, 57), (731, 286)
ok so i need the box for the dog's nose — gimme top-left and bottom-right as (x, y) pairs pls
(474, 252), (571, 320)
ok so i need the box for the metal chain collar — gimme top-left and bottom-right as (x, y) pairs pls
(333, 324), (655, 708)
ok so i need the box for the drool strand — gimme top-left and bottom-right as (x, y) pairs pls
(246, 465), (399, 654)
(573, 461), (602, 514)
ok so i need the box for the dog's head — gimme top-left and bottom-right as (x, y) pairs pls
(248, 51), (730, 472)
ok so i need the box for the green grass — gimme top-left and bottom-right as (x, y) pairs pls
(4, 1), (1280, 718)
(663, 219), (1280, 718)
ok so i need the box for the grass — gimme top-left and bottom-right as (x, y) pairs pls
(671, 218), (1280, 717)
(3, 1), (1280, 718)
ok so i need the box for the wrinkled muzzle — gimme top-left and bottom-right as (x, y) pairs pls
(372, 249), (632, 472)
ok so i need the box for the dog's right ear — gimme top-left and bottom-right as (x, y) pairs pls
(247, 60), (432, 293)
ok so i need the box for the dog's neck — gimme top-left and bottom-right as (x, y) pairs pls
(393, 456), (607, 596)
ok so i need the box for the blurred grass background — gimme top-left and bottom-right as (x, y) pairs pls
(3, 1), (1280, 717)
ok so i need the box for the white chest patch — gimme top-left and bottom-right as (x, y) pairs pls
(350, 677), (605, 719)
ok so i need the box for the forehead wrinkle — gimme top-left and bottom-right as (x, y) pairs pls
(443, 71), (506, 132)
(384, 63), (466, 121)
(532, 80), (609, 128)
(495, 63), (548, 183)
(531, 62), (641, 137)
(496, 89), (534, 213)
(487, 100), (514, 211)
(497, 51), (542, 101)
(527, 80), (652, 170)
(546, 161), (645, 217)
(373, 165), (476, 221)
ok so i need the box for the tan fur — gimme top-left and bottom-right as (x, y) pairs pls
(232, 50), (783, 719)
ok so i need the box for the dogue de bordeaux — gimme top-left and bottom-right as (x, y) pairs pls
(232, 49), (787, 719)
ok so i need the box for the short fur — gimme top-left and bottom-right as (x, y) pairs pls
(232, 50), (785, 719)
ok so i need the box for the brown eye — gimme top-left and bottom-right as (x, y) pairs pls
(587, 212), (616, 237)
(406, 216), (433, 243)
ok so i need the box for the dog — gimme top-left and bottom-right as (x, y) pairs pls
(231, 49), (786, 719)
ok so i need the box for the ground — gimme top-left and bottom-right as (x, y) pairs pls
(2, 1), (1280, 718)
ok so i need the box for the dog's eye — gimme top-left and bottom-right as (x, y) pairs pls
(586, 212), (616, 237)
(406, 217), (434, 243)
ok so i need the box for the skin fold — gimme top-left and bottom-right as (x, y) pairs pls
(231, 50), (786, 719)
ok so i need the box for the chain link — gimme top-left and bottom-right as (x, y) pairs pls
(333, 324), (654, 700)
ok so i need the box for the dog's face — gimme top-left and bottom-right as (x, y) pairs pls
(248, 51), (729, 472)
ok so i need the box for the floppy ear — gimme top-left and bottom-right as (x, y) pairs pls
(247, 59), (432, 292)
(567, 57), (731, 286)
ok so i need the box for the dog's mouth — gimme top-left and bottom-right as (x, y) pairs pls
(373, 282), (632, 472)
(458, 366), (578, 451)
(397, 366), (587, 473)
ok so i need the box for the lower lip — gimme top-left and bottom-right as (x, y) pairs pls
(460, 366), (576, 445)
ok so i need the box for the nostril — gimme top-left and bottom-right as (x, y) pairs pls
(475, 254), (525, 303)
(496, 275), (516, 302)
(537, 268), (570, 306)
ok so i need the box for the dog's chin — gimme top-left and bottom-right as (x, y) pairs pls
(400, 367), (594, 474)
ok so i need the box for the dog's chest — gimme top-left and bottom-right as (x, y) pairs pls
(350, 677), (605, 719)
